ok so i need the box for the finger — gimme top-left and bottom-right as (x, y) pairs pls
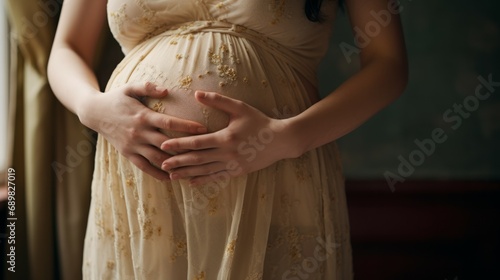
(188, 171), (230, 186)
(147, 111), (207, 134)
(161, 133), (221, 152)
(135, 129), (170, 147)
(125, 82), (169, 99)
(168, 162), (226, 180)
(137, 145), (173, 169)
(195, 91), (246, 117)
(128, 154), (171, 181)
(161, 149), (221, 171)
(143, 131), (190, 154)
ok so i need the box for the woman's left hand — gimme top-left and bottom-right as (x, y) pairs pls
(160, 91), (302, 185)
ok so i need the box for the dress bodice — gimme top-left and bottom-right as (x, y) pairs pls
(107, 0), (337, 69)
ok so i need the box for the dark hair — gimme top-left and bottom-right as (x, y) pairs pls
(305, 0), (344, 22)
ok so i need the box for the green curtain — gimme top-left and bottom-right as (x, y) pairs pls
(4, 1), (95, 279)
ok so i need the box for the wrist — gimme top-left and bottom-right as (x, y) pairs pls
(275, 117), (308, 159)
(75, 89), (103, 131)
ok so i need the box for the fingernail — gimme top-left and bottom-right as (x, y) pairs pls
(188, 180), (198, 187)
(196, 91), (206, 98)
(161, 162), (169, 170)
(170, 173), (180, 180)
(156, 86), (168, 93)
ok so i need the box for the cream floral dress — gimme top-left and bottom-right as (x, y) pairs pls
(83, 0), (352, 279)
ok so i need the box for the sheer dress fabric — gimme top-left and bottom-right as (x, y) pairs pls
(83, 0), (353, 279)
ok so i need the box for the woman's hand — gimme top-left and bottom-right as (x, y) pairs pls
(160, 91), (302, 185)
(78, 82), (207, 180)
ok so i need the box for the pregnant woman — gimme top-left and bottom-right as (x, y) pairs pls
(48, 0), (407, 279)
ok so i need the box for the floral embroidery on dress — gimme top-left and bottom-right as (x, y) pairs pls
(109, 3), (129, 35)
(169, 235), (188, 262)
(268, 0), (288, 25)
(226, 238), (237, 255)
(294, 152), (313, 181)
(193, 271), (206, 280)
(207, 42), (239, 87)
(244, 272), (263, 280)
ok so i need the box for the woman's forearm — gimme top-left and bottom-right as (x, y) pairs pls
(48, 46), (101, 118)
(47, 0), (108, 122)
(288, 57), (408, 156)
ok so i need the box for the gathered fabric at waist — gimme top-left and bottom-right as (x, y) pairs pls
(136, 20), (317, 88)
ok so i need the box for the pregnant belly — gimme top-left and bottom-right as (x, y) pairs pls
(144, 88), (230, 139)
(111, 31), (278, 139)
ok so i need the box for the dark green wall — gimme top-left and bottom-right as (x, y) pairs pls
(318, 0), (500, 182)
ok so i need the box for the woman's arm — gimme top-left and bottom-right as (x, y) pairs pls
(48, 0), (207, 180)
(159, 0), (408, 184)
(47, 0), (107, 115)
(290, 0), (408, 154)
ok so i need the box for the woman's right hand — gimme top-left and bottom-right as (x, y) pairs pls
(78, 82), (207, 180)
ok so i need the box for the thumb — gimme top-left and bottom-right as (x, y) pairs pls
(125, 82), (169, 99)
(195, 91), (245, 117)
